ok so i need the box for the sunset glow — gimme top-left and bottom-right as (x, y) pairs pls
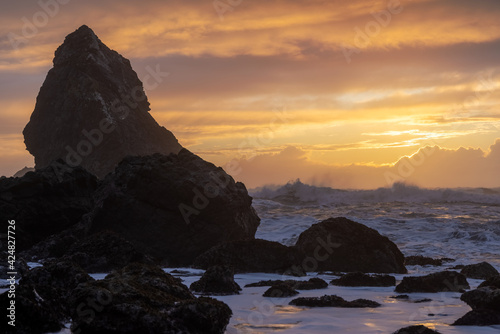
(1, 0), (499, 188)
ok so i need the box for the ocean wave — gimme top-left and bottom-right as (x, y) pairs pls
(250, 179), (500, 205)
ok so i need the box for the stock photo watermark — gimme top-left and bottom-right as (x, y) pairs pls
(8, 0), (72, 50)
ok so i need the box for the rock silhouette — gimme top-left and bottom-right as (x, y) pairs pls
(23, 25), (182, 178)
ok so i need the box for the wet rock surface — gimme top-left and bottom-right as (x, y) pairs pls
(190, 265), (241, 295)
(290, 295), (381, 308)
(395, 271), (470, 293)
(194, 238), (303, 275)
(330, 272), (396, 287)
(295, 217), (407, 273)
(69, 263), (232, 333)
(460, 262), (499, 280)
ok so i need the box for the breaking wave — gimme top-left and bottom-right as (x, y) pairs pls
(250, 179), (500, 205)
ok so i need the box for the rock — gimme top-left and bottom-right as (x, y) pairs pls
(392, 325), (441, 334)
(22, 259), (94, 314)
(62, 231), (154, 272)
(0, 162), (98, 251)
(460, 262), (499, 280)
(13, 166), (35, 178)
(459, 287), (500, 311)
(85, 151), (259, 265)
(294, 217), (407, 273)
(395, 271), (470, 293)
(390, 295), (410, 300)
(404, 256), (447, 266)
(263, 283), (299, 297)
(245, 278), (328, 290)
(330, 272), (396, 287)
(478, 275), (500, 289)
(0, 252), (29, 283)
(193, 239), (303, 275)
(190, 265), (241, 295)
(294, 278), (329, 290)
(453, 309), (500, 326)
(69, 263), (232, 334)
(289, 295), (381, 308)
(0, 283), (66, 334)
(23, 25), (182, 178)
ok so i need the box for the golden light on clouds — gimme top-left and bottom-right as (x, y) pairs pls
(0, 0), (499, 187)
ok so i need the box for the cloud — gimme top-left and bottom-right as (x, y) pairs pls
(230, 138), (500, 189)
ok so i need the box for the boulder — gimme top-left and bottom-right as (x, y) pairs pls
(460, 287), (500, 311)
(295, 217), (407, 273)
(87, 151), (260, 265)
(289, 295), (381, 308)
(478, 275), (500, 289)
(193, 239), (303, 275)
(62, 231), (154, 272)
(263, 283), (299, 297)
(460, 262), (499, 280)
(23, 25), (182, 178)
(392, 325), (441, 334)
(0, 283), (66, 334)
(245, 278), (328, 290)
(404, 256), (450, 266)
(69, 263), (232, 334)
(22, 260), (94, 314)
(453, 309), (500, 326)
(395, 271), (470, 293)
(0, 162), (98, 251)
(330, 272), (396, 287)
(190, 265), (241, 295)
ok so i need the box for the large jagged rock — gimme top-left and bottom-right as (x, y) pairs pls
(86, 151), (260, 265)
(295, 217), (407, 273)
(23, 25), (182, 178)
(69, 263), (232, 333)
(0, 162), (98, 251)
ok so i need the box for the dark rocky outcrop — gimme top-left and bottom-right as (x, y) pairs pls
(460, 286), (500, 311)
(86, 151), (260, 265)
(395, 271), (470, 293)
(289, 295), (381, 308)
(392, 325), (441, 334)
(0, 259), (94, 334)
(404, 256), (452, 266)
(453, 286), (500, 325)
(0, 283), (67, 334)
(0, 162), (98, 251)
(62, 231), (154, 272)
(330, 272), (396, 287)
(23, 25), (182, 178)
(193, 239), (303, 275)
(245, 278), (328, 290)
(453, 309), (500, 326)
(263, 283), (299, 298)
(22, 260), (94, 314)
(69, 263), (232, 333)
(478, 275), (500, 289)
(460, 262), (499, 280)
(190, 265), (241, 295)
(295, 217), (407, 273)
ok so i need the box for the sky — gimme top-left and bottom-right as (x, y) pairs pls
(0, 0), (499, 189)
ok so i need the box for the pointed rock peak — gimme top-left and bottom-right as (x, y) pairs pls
(24, 26), (182, 178)
(54, 25), (108, 66)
